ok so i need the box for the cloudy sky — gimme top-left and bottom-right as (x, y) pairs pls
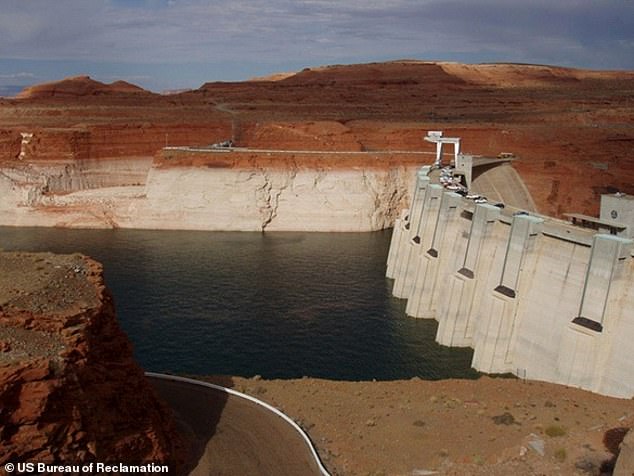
(0, 0), (633, 93)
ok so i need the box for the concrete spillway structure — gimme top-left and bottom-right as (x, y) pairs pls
(387, 169), (634, 398)
(456, 154), (537, 212)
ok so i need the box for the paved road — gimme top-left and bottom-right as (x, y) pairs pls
(164, 145), (437, 155)
(148, 375), (327, 476)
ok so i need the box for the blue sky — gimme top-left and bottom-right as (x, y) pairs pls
(1, 0), (633, 93)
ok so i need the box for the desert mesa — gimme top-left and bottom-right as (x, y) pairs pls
(0, 60), (633, 231)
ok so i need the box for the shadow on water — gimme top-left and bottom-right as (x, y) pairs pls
(0, 226), (479, 381)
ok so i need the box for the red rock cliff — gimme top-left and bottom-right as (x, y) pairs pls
(0, 252), (187, 471)
(2, 61), (633, 217)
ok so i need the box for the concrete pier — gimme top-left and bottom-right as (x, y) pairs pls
(406, 191), (462, 318)
(435, 203), (501, 348)
(396, 183), (443, 302)
(391, 169), (430, 298)
(385, 208), (408, 278)
(470, 214), (543, 374)
(386, 167), (429, 279)
(386, 170), (634, 398)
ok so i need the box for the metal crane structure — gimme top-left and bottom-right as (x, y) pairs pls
(424, 130), (461, 169)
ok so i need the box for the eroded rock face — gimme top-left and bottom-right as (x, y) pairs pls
(0, 252), (187, 471)
(0, 153), (419, 231)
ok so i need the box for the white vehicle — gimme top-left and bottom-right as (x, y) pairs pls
(211, 139), (234, 149)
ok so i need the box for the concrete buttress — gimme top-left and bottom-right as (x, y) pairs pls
(386, 166), (634, 398)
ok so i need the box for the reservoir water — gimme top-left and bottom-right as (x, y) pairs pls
(0, 227), (478, 380)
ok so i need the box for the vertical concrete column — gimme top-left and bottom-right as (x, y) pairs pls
(596, 251), (634, 398)
(391, 173), (431, 298)
(416, 185), (445, 254)
(555, 234), (633, 395)
(386, 209), (408, 279)
(494, 215), (544, 298)
(573, 234), (633, 332)
(458, 204), (501, 279)
(406, 191), (462, 318)
(435, 204), (500, 347)
(435, 141), (443, 167)
(401, 184), (444, 306)
(470, 215), (543, 374)
(386, 165), (430, 279)
(386, 208), (408, 277)
(454, 154), (473, 189)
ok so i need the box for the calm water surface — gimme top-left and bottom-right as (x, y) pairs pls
(0, 227), (478, 380)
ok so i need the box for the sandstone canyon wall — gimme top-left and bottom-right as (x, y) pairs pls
(0, 149), (421, 231)
(0, 251), (187, 470)
(1, 61), (633, 231)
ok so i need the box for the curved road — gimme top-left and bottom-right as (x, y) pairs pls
(147, 373), (329, 476)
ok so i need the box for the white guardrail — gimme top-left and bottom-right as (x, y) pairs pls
(145, 372), (331, 476)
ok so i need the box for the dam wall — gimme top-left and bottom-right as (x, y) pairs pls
(388, 168), (634, 398)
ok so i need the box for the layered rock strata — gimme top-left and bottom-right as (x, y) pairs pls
(0, 252), (187, 470)
(0, 151), (421, 231)
(1, 61), (633, 223)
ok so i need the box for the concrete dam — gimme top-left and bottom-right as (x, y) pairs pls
(387, 164), (634, 399)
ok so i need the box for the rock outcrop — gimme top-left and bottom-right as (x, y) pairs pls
(16, 76), (151, 99)
(0, 252), (187, 471)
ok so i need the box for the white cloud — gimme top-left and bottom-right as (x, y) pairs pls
(0, 0), (631, 89)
